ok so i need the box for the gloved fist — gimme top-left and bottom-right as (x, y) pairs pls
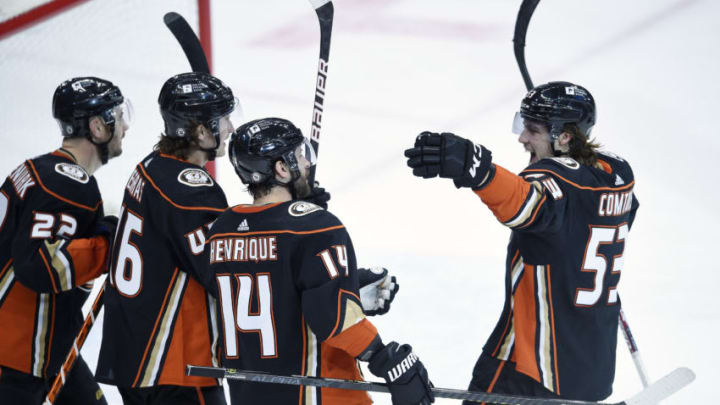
(94, 215), (119, 242)
(404, 131), (493, 189)
(368, 342), (434, 405)
(359, 267), (399, 316)
(302, 182), (331, 209)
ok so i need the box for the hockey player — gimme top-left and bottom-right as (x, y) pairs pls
(0, 77), (130, 404)
(94, 72), (236, 405)
(203, 117), (434, 405)
(404, 82), (638, 402)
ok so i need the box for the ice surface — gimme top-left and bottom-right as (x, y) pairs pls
(1, 0), (717, 403)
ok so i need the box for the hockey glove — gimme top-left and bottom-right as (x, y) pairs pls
(94, 215), (119, 243)
(404, 131), (493, 189)
(368, 341), (434, 405)
(359, 267), (399, 316)
(302, 182), (331, 209)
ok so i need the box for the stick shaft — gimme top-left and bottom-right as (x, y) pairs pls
(512, 0), (541, 90)
(619, 308), (652, 388)
(44, 286), (104, 404)
(307, 1), (334, 186)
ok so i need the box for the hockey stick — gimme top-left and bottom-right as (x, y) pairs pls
(163, 11), (210, 74)
(619, 308), (652, 388)
(307, 0), (334, 186)
(43, 286), (105, 404)
(186, 365), (694, 405)
(513, 0), (541, 91)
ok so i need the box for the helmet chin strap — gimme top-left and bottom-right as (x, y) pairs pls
(550, 125), (569, 157)
(200, 145), (217, 162)
(269, 160), (303, 200)
(88, 121), (115, 165)
(199, 121), (222, 162)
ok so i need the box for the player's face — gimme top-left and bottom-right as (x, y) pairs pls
(518, 120), (553, 164)
(107, 104), (131, 159)
(213, 115), (234, 158)
(292, 144), (313, 198)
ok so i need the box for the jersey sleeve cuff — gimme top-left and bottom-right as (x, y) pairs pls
(324, 318), (378, 358)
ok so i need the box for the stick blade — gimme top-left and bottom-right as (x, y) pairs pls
(163, 11), (210, 73)
(187, 365), (225, 379)
(308, 0), (332, 10)
(625, 367), (695, 405)
(163, 11), (181, 26)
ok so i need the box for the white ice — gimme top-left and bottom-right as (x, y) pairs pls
(0, 0), (717, 403)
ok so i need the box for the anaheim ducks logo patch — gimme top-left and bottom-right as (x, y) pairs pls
(549, 157), (580, 170)
(178, 168), (214, 187)
(289, 201), (322, 217)
(55, 163), (89, 184)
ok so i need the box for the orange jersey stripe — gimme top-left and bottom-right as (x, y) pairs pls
(513, 263), (540, 383)
(323, 319), (378, 359)
(231, 202), (284, 213)
(481, 360), (507, 405)
(38, 248), (59, 293)
(517, 195), (547, 230)
(328, 289), (362, 339)
(475, 165), (533, 223)
(299, 315), (307, 405)
(157, 277), (218, 387)
(596, 159), (612, 174)
(137, 164), (225, 213)
(208, 225), (346, 242)
(67, 236), (109, 286)
(26, 160), (102, 212)
(545, 265), (560, 395)
(133, 268), (180, 387)
(50, 149), (75, 161)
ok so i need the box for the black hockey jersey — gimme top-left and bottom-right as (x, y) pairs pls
(204, 201), (378, 405)
(96, 151), (226, 388)
(0, 150), (108, 378)
(475, 152), (639, 400)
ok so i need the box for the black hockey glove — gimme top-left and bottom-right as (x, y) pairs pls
(94, 215), (119, 243)
(368, 341), (434, 405)
(404, 131), (493, 189)
(358, 267), (399, 316)
(302, 182), (331, 209)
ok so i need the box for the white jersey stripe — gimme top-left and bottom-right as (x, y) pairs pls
(504, 185), (541, 228)
(32, 293), (50, 377)
(536, 266), (555, 392)
(304, 324), (319, 405)
(0, 267), (14, 303)
(55, 240), (73, 291)
(141, 271), (187, 386)
(207, 294), (221, 368)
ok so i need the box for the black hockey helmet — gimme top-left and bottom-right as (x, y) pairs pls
(516, 81), (596, 139)
(229, 117), (315, 185)
(52, 76), (130, 163)
(158, 72), (236, 160)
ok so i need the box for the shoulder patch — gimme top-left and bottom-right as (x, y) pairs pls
(178, 168), (214, 187)
(598, 150), (626, 163)
(289, 201), (322, 217)
(549, 157), (580, 170)
(54, 163), (90, 184)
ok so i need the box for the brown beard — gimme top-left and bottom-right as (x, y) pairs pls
(293, 175), (312, 198)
